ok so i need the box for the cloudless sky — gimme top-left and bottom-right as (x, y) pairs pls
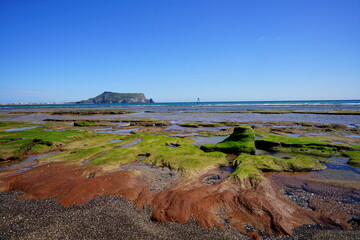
(0, 0), (359, 103)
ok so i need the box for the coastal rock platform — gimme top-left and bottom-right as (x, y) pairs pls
(0, 107), (360, 239)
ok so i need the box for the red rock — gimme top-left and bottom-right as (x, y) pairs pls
(0, 163), (350, 236)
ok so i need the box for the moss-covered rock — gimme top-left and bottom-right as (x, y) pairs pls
(89, 134), (227, 172)
(0, 126), (111, 161)
(344, 150), (360, 168)
(200, 125), (256, 154)
(0, 137), (53, 161)
(230, 153), (326, 185)
(255, 135), (353, 157)
(73, 121), (96, 127)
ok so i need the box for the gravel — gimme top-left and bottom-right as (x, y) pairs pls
(1, 191), (360, 240)
(119, 161), (180, 192)
(283, 188), (313, 210)
(0, 191), (248, 240)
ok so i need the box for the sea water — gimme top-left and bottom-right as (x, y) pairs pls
(1, 99), (360, 112)
(1, 100), (360, 125)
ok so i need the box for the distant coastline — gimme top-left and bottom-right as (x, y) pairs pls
(1, 99), (360, 114)
(0, 99), (360, 106)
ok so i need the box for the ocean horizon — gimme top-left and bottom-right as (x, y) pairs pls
(1, 99), (360, 109)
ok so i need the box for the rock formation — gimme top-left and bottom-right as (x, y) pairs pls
(76, 92), (154, 104)
(200, 125), (256, 154)
(0, 162), (347, 237)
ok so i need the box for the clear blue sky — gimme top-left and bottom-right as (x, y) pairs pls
(0, 0), (359, 103)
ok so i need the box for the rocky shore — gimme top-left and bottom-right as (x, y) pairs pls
(0, 108), (359, 239)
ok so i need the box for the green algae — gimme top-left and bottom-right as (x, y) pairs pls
(230, 153), (326, 181)
(2, 121), (227, 172)
(74, 121), (96, 127)
(0, 124), (112, 160)
(43, 146), (109, 163)
(254, 131), (360, 170)
(254, 132), (353, 157)
(344, 150), (360, 168)
(0, 138), (49, 160)
(201, 141), (256, 155)
(0, 138), (53, 160)
(0, 121), (36, 132)
(0, 124), (58, 160)
(89, 134), (227, 172)
(200, 125), (256, 154)
(1, 119), (357, 179)
(41, 133), (128, 163)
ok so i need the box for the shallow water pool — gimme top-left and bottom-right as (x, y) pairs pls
(192, 136), (228, 145)
(5, 126), (38, 132)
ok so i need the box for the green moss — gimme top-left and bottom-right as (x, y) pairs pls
(230, 153), (326, 181)
(0, 138), (31, 160)
(44, 146), (108, 162)
(0, 124), (226, 172)
(255, 133), (353, 157)
(0, 121), (29, 127)
(73, 121), (96, 126)
(273, 145), (340, 156)
(30, 143), (53, 153)
(231, 163), (263, 180)
(283, 155), (327, 171)
(0, 121), (36, 132)
(201, 141), (256, 155)
(6, 130), (90, 144)
(0, 137), (54, 160)
(0, 127), (110, 160)
(201, 125), (256, 154)
(90, 134), (227, 172)
(32, 138), (52, 146)
(255, 132), (330, 145)
(344, 150), (360, 167)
